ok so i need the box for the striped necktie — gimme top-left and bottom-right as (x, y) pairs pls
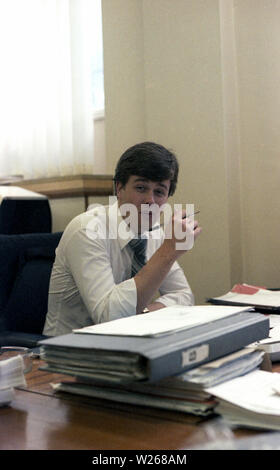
(129, 237), (147, 277)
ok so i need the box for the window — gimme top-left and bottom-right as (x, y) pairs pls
(91, 0), (105, 114)
(0, 0), (104, 179)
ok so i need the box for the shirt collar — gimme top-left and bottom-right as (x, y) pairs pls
(108, 200), (150, 250)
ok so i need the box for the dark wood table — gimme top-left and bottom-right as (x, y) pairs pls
(0, 358), (278, 451)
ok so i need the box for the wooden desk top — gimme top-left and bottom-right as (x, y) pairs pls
(0, 358), (274, 450)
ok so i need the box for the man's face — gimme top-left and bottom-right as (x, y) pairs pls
(116, 175), (170, 233)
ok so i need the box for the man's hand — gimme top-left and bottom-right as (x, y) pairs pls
(162, 209), (202, 258)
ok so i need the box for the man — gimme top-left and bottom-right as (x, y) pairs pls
(43, 142), (202, 336)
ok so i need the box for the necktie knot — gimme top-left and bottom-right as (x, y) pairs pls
(129, 237), (147, 277)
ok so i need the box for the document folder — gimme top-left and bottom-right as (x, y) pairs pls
(207, 284), (280, 313)
(39, 311), (269, 384)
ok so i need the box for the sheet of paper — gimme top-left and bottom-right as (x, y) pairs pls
(215, 289), (280, 307)
(246, 314), (280, 356)
(269, 314), (280, 328)
(248, 324), (280, 346)
(198, 348), (255, 369)
(73, 305), (252, 337)
(206, 370), (280, 415)
(261, 326), (280, 344)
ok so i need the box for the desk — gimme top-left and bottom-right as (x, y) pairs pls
(0, 358), (265, 451)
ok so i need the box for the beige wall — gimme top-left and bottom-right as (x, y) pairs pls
(50, 195), (110, 233)
(102, 0), (146, 173)
(53, 0), (280, 304)
(234, 0), (280, 287)
(102, 0), (231, 304)
(101, 0), (280, 304)
(141, 0), (233, 304)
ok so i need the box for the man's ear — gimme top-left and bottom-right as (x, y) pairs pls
(115, 181), (124, 197)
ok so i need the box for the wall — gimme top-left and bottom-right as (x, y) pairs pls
(101, 0), (280, 303)
(51, 0), (280, 304)
(143, 0), (234, 304)
(50, 195), (109, 233)
(234, 0), (280, 287)
(102, 0), (232, 304)
(102, 0), (146, 173)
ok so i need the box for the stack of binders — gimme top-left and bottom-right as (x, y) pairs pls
(39, 305), (270, 416)
(51, 348), (266, 417)
(39, 305), (269, 384)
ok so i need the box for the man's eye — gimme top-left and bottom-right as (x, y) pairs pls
(136, 186), (146, 192)
(155, 190), (165, 197)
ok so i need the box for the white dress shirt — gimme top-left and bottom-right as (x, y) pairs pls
(43, 201), (194, 336)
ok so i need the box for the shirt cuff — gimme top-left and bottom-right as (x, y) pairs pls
(156, 291), (194, 308)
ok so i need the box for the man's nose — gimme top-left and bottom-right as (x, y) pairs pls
(144, 190), (155, 205)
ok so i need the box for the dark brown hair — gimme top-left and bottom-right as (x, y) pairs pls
(113, 142), (179, 196)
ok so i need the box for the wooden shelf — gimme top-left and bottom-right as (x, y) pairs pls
(7, 175), (114, 199)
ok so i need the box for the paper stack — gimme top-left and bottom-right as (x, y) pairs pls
(207, 283), (280, 312)
(170, 348), (265, 389)
(248, 314), (280, 362)
(53, 381), (217, 416)
(0, 356), (26, 406)
(206, 370), (280, 431)
(52, 348), (265, 417)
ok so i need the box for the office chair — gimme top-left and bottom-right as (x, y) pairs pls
(0, 232), (63, 347)
(0, 197), (52, 234)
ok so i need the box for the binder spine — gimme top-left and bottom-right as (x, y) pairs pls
(147, 317), (269, 382)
